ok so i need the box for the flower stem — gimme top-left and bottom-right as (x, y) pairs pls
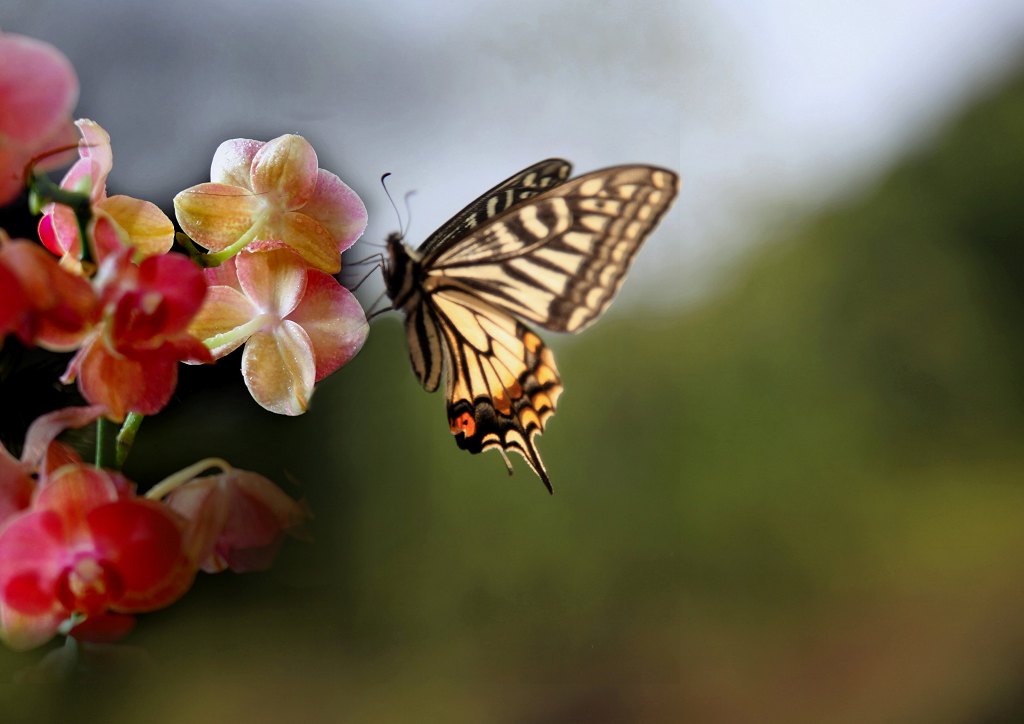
(95, 417), (115, 469)
(115, 412), (144, 469)
(146, 457), (232, 500)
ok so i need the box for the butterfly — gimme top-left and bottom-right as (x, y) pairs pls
(382, 159), (679, 492)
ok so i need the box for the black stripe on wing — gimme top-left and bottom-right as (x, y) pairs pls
(419, 159), (572, 258)
(426, 166), (680, 333)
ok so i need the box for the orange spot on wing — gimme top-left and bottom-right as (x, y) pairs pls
(492, 380), (523, 415)
(449, 411), (476, 438)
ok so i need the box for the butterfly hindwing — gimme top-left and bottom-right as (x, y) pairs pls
(423, 165), (679, 332)
(429, 284), (562, 491)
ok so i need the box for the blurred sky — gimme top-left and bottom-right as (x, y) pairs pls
(4, 0), (1024, 304)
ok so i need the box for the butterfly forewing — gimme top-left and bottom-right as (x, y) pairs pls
(418, 158), (573, 257)
(424, 166), (679, 332)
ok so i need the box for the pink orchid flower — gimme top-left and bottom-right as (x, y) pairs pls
(0, 238), (98, 351)
(173, 134), (367, 273)
(37, 120), (175, 270)
(0, 32), (78, 205)
(161, 466), (308, 574)
(62, 248), (212, 421)
(0, 463), (196, 651)
(188, 243), (367, 415)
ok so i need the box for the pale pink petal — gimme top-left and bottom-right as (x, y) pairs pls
(0, 35), (77, 144)
(303, 169), (368, 253)
(249, 134), (317, 208)
(188, 285), (258, 358)
(173, 183), (265, 251)
(0, 34), (78, 205)
(72, 119), (112, 200)
(287, 271), (367, 381)
(202, 255), (243, 292)
(163, 478), (228, 565)
(210, 138), (263, 188)
(206, 470), (306, 573)
(24, 122), (77, 174)
(0, 447), (32, 528)
(235, 246), (306, 318)
(20, 405), (106, 472)
(97, 195), (174, 257)
(241, 322), (316, 415)
(274, 211), (341, 273)
(0, 150), (23, 205)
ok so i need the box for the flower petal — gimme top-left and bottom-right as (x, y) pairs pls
(98, 195), (174, 258)
(235, 245), (307, 318)
(241, 322), (316, 415)
(88, 500), (192, 611)
(37, 203), (81, 258)
(188, 285), (259, 359)
(173, 182), (265, 251)
(0, 239), (97, 350)
(287, 270), (367, 381)
(34, 466), (121, 533)
(249, 134), (317, 208)
(210, 138), (263, 189)
(0, 510), (67, 615)
(77, 343), (179, 421)
(0, 600), (63, 651)
(303, 169), (368, 253)
(20, 405), (106, 473)
(166, 469), (308, 574)
(0, 33), (78, 205)
(274, 211), (342, 273)
(0, 35), (77, 144)
(0, 446), (32, 530)
(133, 252), (208, 336)
(71, 119), (112, 202)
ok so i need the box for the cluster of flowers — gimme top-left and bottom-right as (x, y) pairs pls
(0, 32), (368, 653)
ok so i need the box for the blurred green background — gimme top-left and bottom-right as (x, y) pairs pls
(2, 61), (1024, 724)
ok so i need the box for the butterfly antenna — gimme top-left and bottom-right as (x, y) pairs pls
(381, 172), (417, 239)
(381, 172), (405, 240)
(402, 189), (416, 238)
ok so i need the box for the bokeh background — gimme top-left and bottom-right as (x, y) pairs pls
(3, 1), (1024, 722)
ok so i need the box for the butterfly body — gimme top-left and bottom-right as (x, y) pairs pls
(383, 159), (678, 491)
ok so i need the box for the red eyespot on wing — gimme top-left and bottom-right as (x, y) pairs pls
(449, 411), (476, 438)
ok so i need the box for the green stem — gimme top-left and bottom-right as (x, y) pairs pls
(115, 412), (144, 469)
(94, 417), (115, 469)
(145, 457), (232, 500)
